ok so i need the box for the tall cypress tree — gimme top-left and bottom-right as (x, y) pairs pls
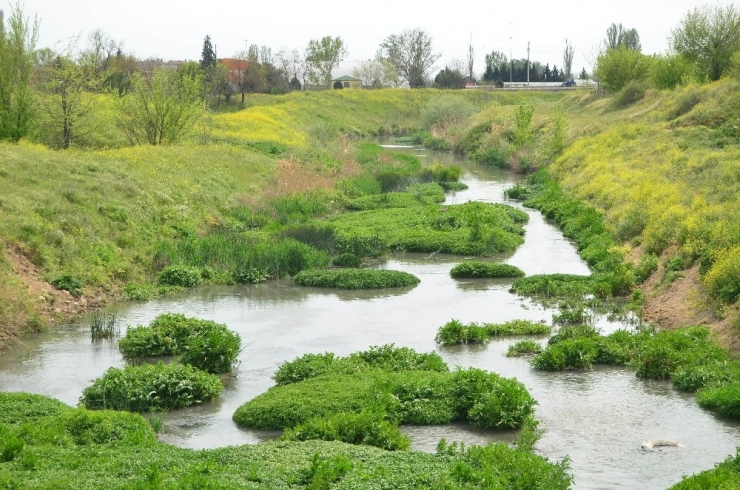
(200, 35), (216, 70)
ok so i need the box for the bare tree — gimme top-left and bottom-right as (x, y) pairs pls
(563, 39), (575, 79)
(81, 29), (121, 77)
(605, 23), (641, 51)
(381, 28), (441, 88)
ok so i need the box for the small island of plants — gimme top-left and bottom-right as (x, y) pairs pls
(294, 268), (420, 289)
(450, 261), (526, 279)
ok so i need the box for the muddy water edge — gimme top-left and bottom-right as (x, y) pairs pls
(1, 141), (739, 489)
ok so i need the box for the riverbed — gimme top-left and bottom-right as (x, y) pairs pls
(1, 143), (738, 489)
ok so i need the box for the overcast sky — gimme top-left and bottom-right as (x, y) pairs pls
(10, 0), (737, 77)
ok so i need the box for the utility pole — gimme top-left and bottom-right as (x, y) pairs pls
(509, 21), (512, 85)
(527, 41), (530, 86)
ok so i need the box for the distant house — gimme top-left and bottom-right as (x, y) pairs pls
(332, 75), (362, 89)
(220, 58), (248, 91)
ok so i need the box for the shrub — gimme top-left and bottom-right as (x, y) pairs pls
(80, 363), (222, 412)
(506, 339), (543, 357)
(332, 253), (362, 268)
(157, 265), (201, 288)
(51, 274), (82, 297)
(294, 269), (420, 289)
(595, 46), (652, 93)
(611, 81), (649, 109)
(704, 245), (740, 303)
(512, 105), (535, 148)
(450, 261), (525, 279)
(474, 146), (510, 168)
(419, 163), (463, 183)
(634, 253), (659, 284)
(435, 319), (489, 345)
(281, 411), (411, 451)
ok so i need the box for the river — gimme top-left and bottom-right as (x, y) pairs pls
(1, 142), (738, 488)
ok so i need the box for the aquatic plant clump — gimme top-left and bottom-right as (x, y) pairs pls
(435, 319), (489, 345)
(80, 363), (222, 412)
(330, 201), (529, 257)
(450, 261), (525, 279)
(485, 320), (551, 336)
(506, 339), (544, 357)
(118, 313), (241, 374)
(294, 268), (420, 289)
(273, 344), (448, 386)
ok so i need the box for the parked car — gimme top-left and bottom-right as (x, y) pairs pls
(561, 79), (577, 87)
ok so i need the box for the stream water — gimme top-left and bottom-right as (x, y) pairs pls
(1, 142), (739, 488)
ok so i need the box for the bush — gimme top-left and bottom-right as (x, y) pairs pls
(51, 274), (83, 297)
(118, 314), (241, 373)
(450, 261), (525, 279)
(634, 253), (659, 284)
(506, 339), (543, 357)
(419, 163), (463, 183)
(704, 245), (740, 303)
(474, 146), (510, 168)
(294, 269), (420, 289)
(157, 265), (201, 288)
(611, 81), (650, 108)
(595, 46), (652, 93)
(80, 363), (222, 412)
(332, 253), (362, 268)
(435, 319), (489, 345)
(282, 410), (411, 451)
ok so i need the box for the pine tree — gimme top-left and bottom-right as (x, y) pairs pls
(200, 35), (216, 70)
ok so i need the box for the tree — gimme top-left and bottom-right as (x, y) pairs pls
(116, 67), (204, 145)
(434, 67), (465, 89)
(669, 3), (740, 81)
(595, 46), (652, 93)
(605, 23), (641, 51)
(579, 67), (589, 80)
(305, 36), (347, 89)
(0, 2), (39, 142)
(200, 35), (216, 70)
(36, 49), (100, 149)
(233, 47), (266, 102)
(563, 39), (575, 79)
(352, 58), (388, 88)
(649, 53), (694, 89)
(80, 29), (120, 79)
(381, 28), (441, 88)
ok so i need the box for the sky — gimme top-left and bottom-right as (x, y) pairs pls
(9, 0), (738, 77)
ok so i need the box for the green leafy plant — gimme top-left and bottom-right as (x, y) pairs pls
(506, 339), (543, 357)
(450, 261), (525, 279)
(294, 269), (420, 289)
(435, 319), (489, 345)
(80, 362), (222, 412)
(157, 265), (202, 288)
(51, 274), (83, 297)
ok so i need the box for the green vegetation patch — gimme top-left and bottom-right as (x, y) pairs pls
(507, 339), (544, 357)
(0, 389), (572, 489)
(281, 410), (411, 451)
(235, 345), (536, 433)
(330, 201), (528, 257)
(670, 448), (740, 489)
(272, 344), (448, 386)
(346, 183), (446, 210)
(118, 313), (241, 374)
(435, 319), (550, 346)
(529, 326), (728, 379)
(80, 362), (223, 412)
(294, 268), (420, 289)
(450, 261), (525, 279)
